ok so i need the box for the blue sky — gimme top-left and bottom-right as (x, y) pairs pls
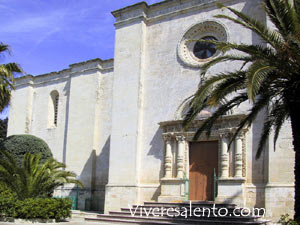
(0, 0), (162, 76)
(0, 0), (162, 119)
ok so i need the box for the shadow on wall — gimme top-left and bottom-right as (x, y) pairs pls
(148, 128), (164, 201)
(62, 80), (71, 165)
(250, 109), (268, 209)
(241, 0), (268, 210)
(65, 136), (110, 213)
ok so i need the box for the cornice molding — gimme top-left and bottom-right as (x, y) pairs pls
(112, 0), (240, 26)
(14, 58), (114, 88)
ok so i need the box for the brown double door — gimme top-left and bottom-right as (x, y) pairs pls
(189, 141), (218, 201)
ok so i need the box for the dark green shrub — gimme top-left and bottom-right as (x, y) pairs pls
(0, 134), (52, 166)
(0, 183), (13, 196)
(0, 118), (7, 139)
(0, 195), (17, 217)
(0, 197), (72, 221)
(0, 183), (17, 217)
(279, 214), (299, 225)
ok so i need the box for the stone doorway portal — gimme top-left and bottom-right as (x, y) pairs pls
(189, 141), (218, 201)
(158, 115), (247, 204)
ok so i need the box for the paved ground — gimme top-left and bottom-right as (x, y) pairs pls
(0, 211), (278, 225)
(0, 220), (280, 225)
(0, 222), (117, 225)
(0, 211), (126, 225)
(0, 219), (121, 225)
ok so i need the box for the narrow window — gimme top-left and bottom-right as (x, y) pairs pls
(54, 94), (59, 126)
(49, 90), (59, 127)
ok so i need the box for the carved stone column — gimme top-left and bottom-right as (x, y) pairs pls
(176, 135), (185, 179)
(220, 134), (229, 178)
(163, 135), (173, 178)
(235, 133), (243, 178)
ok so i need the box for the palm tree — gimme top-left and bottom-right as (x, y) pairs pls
(183, 0), (300, 221)
(0, 150), (83, 200)
(0, 43), (23, 112)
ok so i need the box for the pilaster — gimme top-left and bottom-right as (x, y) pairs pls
(220, 134), (229, 179)
(163, 134), (173, 178)
(158, 133), (186, 202)
(105, 15), (147, 213)
(176, 135), (186, 179)
(235, 133), (243, 178)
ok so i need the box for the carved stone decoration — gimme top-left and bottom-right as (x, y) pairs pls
(235, 133), (244, 178)
(184, 139), (189, 177)
(220, 134), (229, 178)
(159, 114), (249, 181)
(159, 115), (249, 204)
(163, 134), (173, 178)
(177, 20), (228, 68)
(218, 139), (222, 178)
(242, 134), (247, 177)
(176, 135), (186, 179)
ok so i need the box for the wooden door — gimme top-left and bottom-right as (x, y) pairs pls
(189, 141), (218, 201)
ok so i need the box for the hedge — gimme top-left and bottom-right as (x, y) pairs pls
(0, 195), (72, 221)
(0, 184), (17, 218)
(0, 134), (52, 166)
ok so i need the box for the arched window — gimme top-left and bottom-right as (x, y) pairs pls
(48, 90), (59, 127)
(175, 96), (216, 120)
(54, 94), (59, 126)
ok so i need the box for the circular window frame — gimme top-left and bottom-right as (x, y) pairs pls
(178, 21), (228, 68)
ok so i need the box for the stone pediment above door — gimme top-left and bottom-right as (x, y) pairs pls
(159, 114), (249, 141)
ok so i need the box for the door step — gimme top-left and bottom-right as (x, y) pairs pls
(85, 202), (270, 225)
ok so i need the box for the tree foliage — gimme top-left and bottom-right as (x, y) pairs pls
(0, 151), (83, 200)
(184, 0), (300, 157)
(0, 118), (7, 140)
(0, 43), (23, 112)
(0, 134), (53, 166)
(183, 0), (300, 220)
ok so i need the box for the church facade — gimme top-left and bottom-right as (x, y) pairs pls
(7, 0), (295, 221)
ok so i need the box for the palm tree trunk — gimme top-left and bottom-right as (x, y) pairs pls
(289, 102), (300, 221)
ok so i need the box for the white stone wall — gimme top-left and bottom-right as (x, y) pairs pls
(106, 0), (294, 220)
(8, 59), (113, 211)
(8, 76), (35, 135)
(105, 15), (147, 212)
(107, 0), (260, 206)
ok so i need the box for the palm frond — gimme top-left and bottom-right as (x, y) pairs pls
(183, 73), (245, 128)
(272, 101), (289, 152)
(246, 62), (276, 101)
(255, 98), (287, 159)
(200, 54), (253, 76)
(0, 43), (23, 112)
(264, 0), (300, 38)
(216, 3), (283, 48)
(192, 93), (248, 140)
(256, 117), (273, 159)
(207, 71), (246, 106)
(295, 0), (300, 23)
(213, 41), (277, 61)
(183, 98), (208, 129)
(0, 43), (10, 55)
(0, 151), (83, 199)
(3, 63), (23, 73)
(227, 89), (273, 149)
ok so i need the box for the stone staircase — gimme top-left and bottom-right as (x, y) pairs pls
(85, 201), (270, 224)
